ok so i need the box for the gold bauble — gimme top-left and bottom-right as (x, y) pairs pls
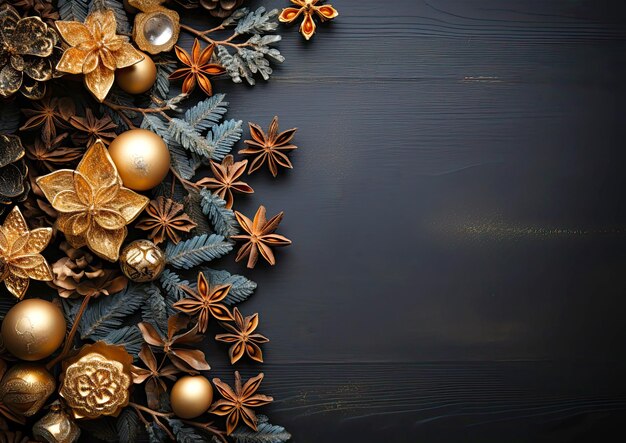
(119, 240), (165, 282)
(0, 363), (55, 416)
(1, 299), (66, 361)
(115, 52), (157, 94)
(33, 402), (81, 443)
(108, 129), (170, 191)
(170, 375), (214, 419)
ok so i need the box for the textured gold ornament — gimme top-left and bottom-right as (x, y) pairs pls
(129, 0), (180, 54)
(0, 364), (55, 416)
(0, 206), (53, 299)
(1, 299), (66, 361)
(37, 141), (150, 262)
(55, 9), (144, 101)
(119, 240), (165, 282)
(108, 129), (171, 191)
(59, 341), (133, 419)
(32, 402), (81, 443)
(170, 375), (214, 419)
(115, 52), (158, 94)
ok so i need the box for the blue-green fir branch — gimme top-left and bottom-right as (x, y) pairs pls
(165, 233), (233, 269)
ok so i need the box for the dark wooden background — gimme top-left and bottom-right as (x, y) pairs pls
(184, 0), (626, 441)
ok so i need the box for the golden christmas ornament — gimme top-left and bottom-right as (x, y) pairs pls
(115, 52), (158, 94)
(37, 141), (150, 262)
(108, 129), (171, 191)
(0, 206), (53, 299)
(119, 240), (165, 282)
(170, 375), (214, 419)
(0, 363), (55, 416)
(129, 0), (180, 54)
(1, 299), (66, 361)
(60, 341), (133, 419)
(32, 402), (81, 443)
(55, 9), (144, 101)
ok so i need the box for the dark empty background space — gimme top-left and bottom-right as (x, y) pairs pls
(185, 0), (626, 441)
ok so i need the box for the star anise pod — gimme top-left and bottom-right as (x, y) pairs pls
(216, 308), (269, 364)
(279, 0), (339, 40)
(135, 197), (197, 245)
(232, 205), (292, 269)
(173, 272), (232, 333)
(70, 109), (117, 147)
(26, 133), (83, 172)
(20, 96), (75, 141)
(239, 116), (298, 177)
(196, 155), (253, 209)
(131, 344), (179, 410)
(170, 39), (225, 96)
(138, 314), (210, 373)
(210, 371), (273, 435)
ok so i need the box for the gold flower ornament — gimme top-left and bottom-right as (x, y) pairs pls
(0, 206), (53, 299)
(37, 141), (150, 262)
(55, 9), (143, 101)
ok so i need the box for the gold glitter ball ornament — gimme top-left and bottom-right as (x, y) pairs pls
(119, 240), (165, 282)
(115, 52), (158, 94)
(0, 363), (55, 416)
(32, 402), (81, 443)
(1, 298), (66, 361)
(60, 341), (133, 419)
(170, 375), (214, 419)
(108, 129), (171, 191)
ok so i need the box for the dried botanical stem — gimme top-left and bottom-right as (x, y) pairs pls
(180, 24), (246, 49)
(182, 420), (228, 443)
(129, 402), (175, 440)
(170, 167), (199, 191)
(103, 100), (173, 115)
(46, 294), (93, 370)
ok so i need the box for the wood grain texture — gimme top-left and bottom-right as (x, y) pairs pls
(176, 0), (626, 441)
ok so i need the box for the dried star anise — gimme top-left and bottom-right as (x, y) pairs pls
(20, 95), (75, 141)
(232, 205), (292, 268)
(132, 344), (179, 410)
(216, 308), (269, 364)
(210, 371), (273, 435)
(170, 39), (225, 96)
(70, 109), (117, 147)
(173, 272), (232, 333)
(135, 197), (197, 245)
(196, 155), (253, 209)
(279, 0), (339, 40)
(26, 133), (83, 172)
(138, 314), (210, 373)
(239, 116), (298, 177)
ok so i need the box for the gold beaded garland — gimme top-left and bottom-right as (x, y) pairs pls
(119, 240), (166, 282)
(108, 129), (170, 191)
(170, 375), (214, 419)
(115, 52), (158, 94)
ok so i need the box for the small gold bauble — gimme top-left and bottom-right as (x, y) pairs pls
(170, 375), (214, 419)
(0, 363), (55, 416)
(115, 52), (157, 94)
(108, 129), (170, 191)
(33, 402), (81, 443)
(1, 299), (66, 361)
(119, 240), (166, 282)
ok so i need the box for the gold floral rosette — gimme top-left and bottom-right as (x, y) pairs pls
(59, 341), (133, 419)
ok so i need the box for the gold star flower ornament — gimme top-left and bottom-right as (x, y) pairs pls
(0, 206), (53, 299)
(37, 141), (150, 262)
(55, 9), (143, 101)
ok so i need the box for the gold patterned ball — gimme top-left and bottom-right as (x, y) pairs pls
(170, 375), (214, 419)
(108, 129), (170, 191)
(33, 402), (81, 443)
(0, 363), (56, 416)
(115, 52), (157, 94)
(1, 299), (66, 361)
(119, 240), (166, 282)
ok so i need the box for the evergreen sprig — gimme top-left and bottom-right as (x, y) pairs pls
(200, 268), (257, 306)
(231, 416), (292, 443)
(58, 0), (90, 22)
(165, 234), (233, 269)
(200, 189), (239, 238)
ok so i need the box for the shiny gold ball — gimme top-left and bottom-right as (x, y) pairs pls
(170, 375), (214, 419)
(1, 299), (66, 361)
(108, 129), (170, 191)
(0, 363), (55, 416)
(119, 240), (166, 282)
(115, 52), (157, 94)
(33, 402), (81, 443)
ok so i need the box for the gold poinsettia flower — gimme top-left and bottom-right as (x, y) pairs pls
(36, 141), (150, 262)
(0, 206), (53, 299)
(55, 9), (143, 101)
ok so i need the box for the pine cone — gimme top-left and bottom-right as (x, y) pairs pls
(199, 0), (246, 18)
(0, 135), (29, 217)
(49, 242), (128, 298)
